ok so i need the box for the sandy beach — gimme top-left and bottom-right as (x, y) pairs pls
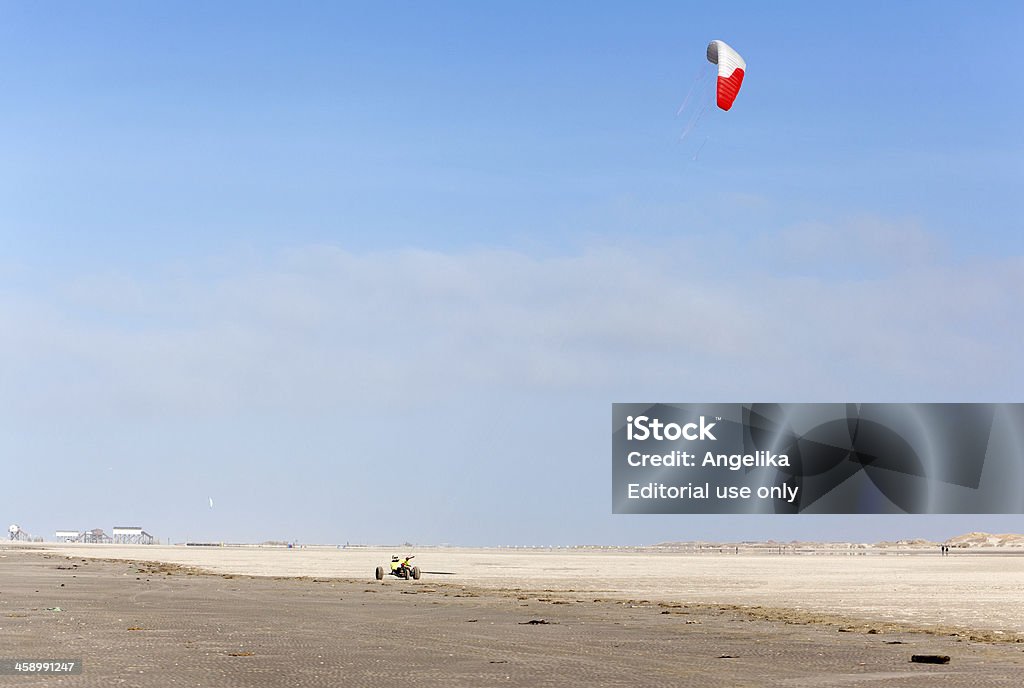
(3, 545), (1024, 687)
(26, 543), (1024, 636)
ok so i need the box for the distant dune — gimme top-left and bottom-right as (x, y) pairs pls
(945, 532), (1024, 548)
(655, 532), (1024, 551)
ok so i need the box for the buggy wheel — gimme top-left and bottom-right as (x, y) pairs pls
(401, 567), (410, 579)
(412, 566), (421, 580)
(375, 566), (384, 581)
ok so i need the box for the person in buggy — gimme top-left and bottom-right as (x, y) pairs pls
(379, 555), (419, 580)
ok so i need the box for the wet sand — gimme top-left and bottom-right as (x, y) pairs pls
(2, 548), (1023, 687)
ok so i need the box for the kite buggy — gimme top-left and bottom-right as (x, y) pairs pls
(376, 555), (421, 580)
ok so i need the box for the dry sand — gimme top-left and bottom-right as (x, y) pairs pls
(3, 547), (1024, 687)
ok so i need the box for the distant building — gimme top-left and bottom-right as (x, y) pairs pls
(82, 529), (112, 544)
(111, 526), (156, 545)
(54, 530), (82, 543)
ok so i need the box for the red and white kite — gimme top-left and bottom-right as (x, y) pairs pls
(706, 40), (745, 111)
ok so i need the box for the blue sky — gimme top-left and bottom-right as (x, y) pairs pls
(2, 2), (1022, 544)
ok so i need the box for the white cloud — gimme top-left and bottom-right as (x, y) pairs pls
(768, 216), (945, 272)
(1, 227), (1021, 423)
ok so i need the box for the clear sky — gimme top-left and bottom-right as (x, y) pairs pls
(2, 2), (1022, 544)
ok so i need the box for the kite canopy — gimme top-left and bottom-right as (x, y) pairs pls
(706, 40), (745, 111)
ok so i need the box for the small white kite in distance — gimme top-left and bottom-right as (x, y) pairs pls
(209, 497), (214, 509)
